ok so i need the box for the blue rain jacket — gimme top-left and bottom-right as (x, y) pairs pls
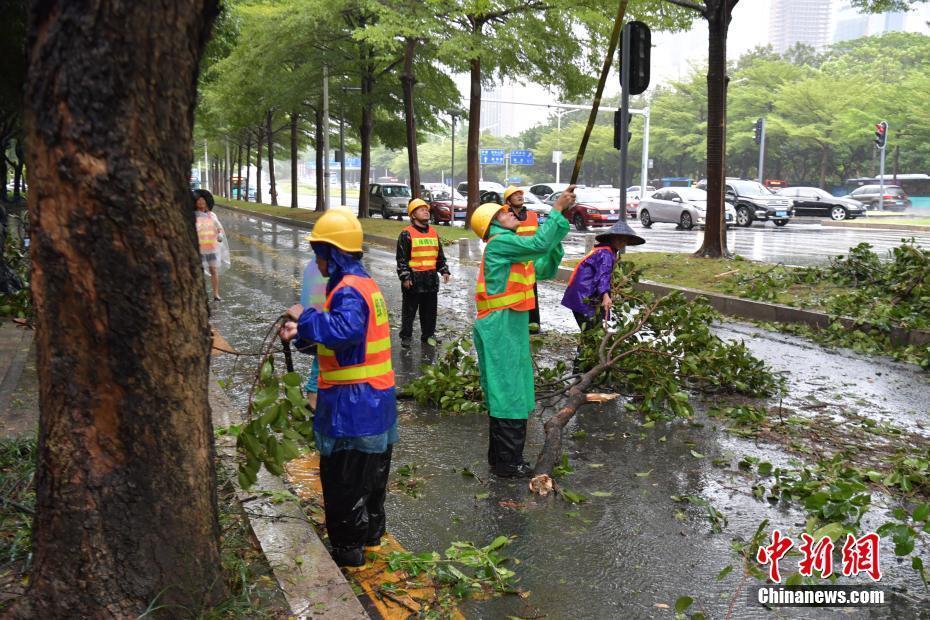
(294, 247), (397, 450)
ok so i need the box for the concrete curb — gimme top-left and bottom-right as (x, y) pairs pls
(210, 381), (367, 619)
(553, 266), (930, 348)
(0, 321), (32, 424)
(822, 221), (930, 232)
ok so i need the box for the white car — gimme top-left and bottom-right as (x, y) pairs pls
(527, 182), (586, 200)
(637, 187), (736, 230)
(521, 191), (551, 220)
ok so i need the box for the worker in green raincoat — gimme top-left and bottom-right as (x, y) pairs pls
(470, 186), (576, 477)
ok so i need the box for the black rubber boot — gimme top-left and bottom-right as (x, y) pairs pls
(365, 446), (393, 547)
(331, 546), (365, 567)
(490, 418), (531, 478)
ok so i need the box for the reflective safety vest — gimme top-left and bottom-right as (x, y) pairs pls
(514, 209), (539, 236)
(317, 275), (394, 390)
(567, 246), (615, 286)
(196, 213), (218, 251)
(405, 225), (440, 271)
(475, 236), (536, 318)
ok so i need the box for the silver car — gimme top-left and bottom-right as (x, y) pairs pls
(638, 187), (736, 230)
(370, 183), (413, 220)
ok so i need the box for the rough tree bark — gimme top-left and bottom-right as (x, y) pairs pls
(694, 1), (733, 258)
(21, 0), (224, 617)
(358, 48), (374, 219)
(401, 37), (420, 198)
(290, 111), (298, 208)
(266, 110), (277, 206)
(664, 0), (738, 258)
(466, 56), (481, 225)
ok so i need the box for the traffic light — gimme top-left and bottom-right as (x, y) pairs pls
(874, 121), (887, 149)
(613, 110), (632, 149)
(753, 118), (764, 145)
(619, 21), (651, 95)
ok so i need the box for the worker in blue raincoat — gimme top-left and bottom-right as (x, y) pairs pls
(280, 208), (397, 568)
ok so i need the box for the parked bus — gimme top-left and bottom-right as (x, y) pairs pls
(844, 174), (930, 208)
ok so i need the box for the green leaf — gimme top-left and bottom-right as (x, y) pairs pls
(635, 470), (652, 477)
(895, 538), (915, 556)
(716, 565), (733, 581)
(913, 503), (930, 523)
(283, 371), (303, 387)
(690, 450), (705, 459)
(474, 492), (490, 501)
(486, 535), (510, 551)
(591, 491), (613, 498)
(812, 522), (846, 542)
(674, 596), (693, 612)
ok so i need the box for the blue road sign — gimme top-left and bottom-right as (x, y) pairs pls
(509, 149), (534, 165)
(480, 148), (505, 165)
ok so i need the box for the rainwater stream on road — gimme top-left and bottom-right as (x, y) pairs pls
(208, 209), (930, 619)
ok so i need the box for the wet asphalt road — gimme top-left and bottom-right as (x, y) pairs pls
(209, 209), (929, 618)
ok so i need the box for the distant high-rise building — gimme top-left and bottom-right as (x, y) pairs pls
(769, 0), (833, 53)
(833, 2), (916, 42)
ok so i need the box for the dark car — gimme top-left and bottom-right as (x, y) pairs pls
(697, 179), (793, 227)
(547, 188), (621, 231)
(776, 187), (866, 221)
(422, 189), (466, 224)
(370, 183), (413, 219)
(844, 185), (911, 211)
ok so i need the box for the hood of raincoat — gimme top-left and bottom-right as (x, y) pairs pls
(312, 243), (369, 292)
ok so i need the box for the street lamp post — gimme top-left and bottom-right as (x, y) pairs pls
(450, 110), (459, 194)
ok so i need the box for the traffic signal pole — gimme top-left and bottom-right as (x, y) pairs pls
(875, 120), (888, 211)
(757, 117), (766, 185)
(619, 22), (631, 217)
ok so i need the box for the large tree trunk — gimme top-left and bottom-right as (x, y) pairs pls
(255, 124), (264, 204)
(290, 111), (299, 208)
(266, 110), (277, 206)
(358, 51), (374, 219)
(401, 37), (420, 198)
(244, 132), (252, 202)
(466, 56), (481, 225)
(314, 104), (324, 211)
(21, 1), (224, 617)
(694, 1), (732, 259)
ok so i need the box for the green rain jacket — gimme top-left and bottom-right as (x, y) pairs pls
(474, 209), (569, 419)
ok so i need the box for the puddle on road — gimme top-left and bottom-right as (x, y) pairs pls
(209, 211), (929, 619)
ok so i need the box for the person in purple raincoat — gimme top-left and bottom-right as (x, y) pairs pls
(561, 219), (646, 331)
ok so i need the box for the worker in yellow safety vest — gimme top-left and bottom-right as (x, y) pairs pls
(471, 186), (576, 477)
(503, 186), (542, 333)
(279, 208), (397, 568)
(396, 198), (451, 348)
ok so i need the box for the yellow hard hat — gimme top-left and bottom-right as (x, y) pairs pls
(407, 198), (429, 217)
(309, 207), (363, 252)
(503, 186), (523, 203)
(470, 202), (506, 239)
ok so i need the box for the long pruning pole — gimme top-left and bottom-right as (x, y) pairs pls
(570, 0), (629, 185)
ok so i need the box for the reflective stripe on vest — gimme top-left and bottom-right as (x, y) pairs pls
(515, 210), (539, 236)
(317, 274), (395, 390)
(475, 237), (537, 318)
(405, 225), (440, 271)
(567, 247), (615, 286)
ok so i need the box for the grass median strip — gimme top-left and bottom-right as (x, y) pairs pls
(219, 199), (473, 243)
